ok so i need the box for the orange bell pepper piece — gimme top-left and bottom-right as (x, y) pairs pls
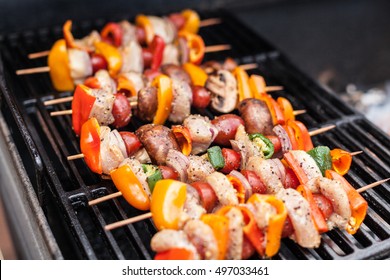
(297, 185), (329, 234)
(172, 125), (192, 156)
(150, 179), (187, 230)
(249, 74), (266, 99)
(286, 120), (314, 151)
(63, 20), (92, 52)
(283, 125), (299, 150)
(247, 194), (287, 257)
(110, 164), (150, 211)
(72, 84), (96, 136)
(178, 31), (205, 65)
(136, 15), (154, 45)
(94, 41), (122, 77)
(330, 149), (353, 176)
(180, 9), (200, 34)
(154, 248), (195, 260)
(116, 75), (137, 97)
(325, 170), (368, 234)
(277, 97), (295, 123)
(182, 62), (208, 86)
(152, 74), (173, 125)
(217, 205), (266, 257)
(258, 93), (285, 125)
(48, 39), (74, 91)
(201, 213), (229, 260)
(226, 174), (246, 203)
(80, 117), (102, 174)
(233, 66), (253, 102)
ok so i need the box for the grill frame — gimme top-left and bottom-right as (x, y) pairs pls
(0, 10), (389, 260)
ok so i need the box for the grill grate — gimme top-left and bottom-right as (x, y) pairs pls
(1, 10), (389, 260)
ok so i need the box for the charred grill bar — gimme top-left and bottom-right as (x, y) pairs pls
(0, 10), (389, 260)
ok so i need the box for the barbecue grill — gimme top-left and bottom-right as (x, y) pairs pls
(1, 6), (390, 260)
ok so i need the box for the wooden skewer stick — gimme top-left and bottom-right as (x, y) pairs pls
(18, 44), (231, 74)
(16, 66), (50, 75)
(44, 96), (74, 106)
(89, 192), (123, 206)
(350, 151), (363, 156)
(204, 44), (231, 52)
(308, 125), (336, 137)
(199, 18), (222, 27)
(239, 63), (258, 71)
(357, 178), (389, 193)
(293, 110), (306, 116)
(104, 178), (390, 231)
(50, 109), (72, 116)
(28, 50), (50, 59)
(104, 178), (389, 231)
(67, 154), (84, 160)
(105, 212), (153, 231)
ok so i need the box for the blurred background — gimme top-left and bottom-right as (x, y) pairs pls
(0, 0), (389, 260)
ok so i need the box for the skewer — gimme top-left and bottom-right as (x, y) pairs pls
(87, 149), (364, 207)
(50, 105), (304, 117)
(199, 18), (222, 27)
(28, 17), (223, 59)
(16, 66), (50, 75)
(356, 178), (389, 193)
(103, 178), (389, 231)
(67, 125), (337, 161)
(28, 50), (50, 59)
(18, 43), (231, 75)
(46, 83), (285, 108)
(308, 125), (336, 137)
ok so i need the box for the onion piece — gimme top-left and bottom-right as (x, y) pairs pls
(112, 129), (128, 158)
(166, 149), (189, 182)
(268, 158), (286, 187)
(229, 170), (253, 201)
(273, 125), (292, 154)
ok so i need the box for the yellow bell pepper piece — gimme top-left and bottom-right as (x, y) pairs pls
(151, 179), (187, 230)
(182, 62), (208, 86)
(152, 74), (173, 125)
(181, 9), (200, 34)
(47, 39), (74, 91)
(110, 164), (150, 211)
(136, 14), (155, 45)
(94, 41), (122, 77)
(233, 66), (253, 102)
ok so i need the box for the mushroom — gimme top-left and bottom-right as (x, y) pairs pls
(205, 70), (238, 113)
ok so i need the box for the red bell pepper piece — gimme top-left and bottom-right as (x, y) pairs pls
(72, 84), (96, 136)
(297, 185), (329, 234)
(154, 248), (195, 260)
(100, 22), (123, 47)
(80, 118), (102, 174)
(148, 35), (165, 71)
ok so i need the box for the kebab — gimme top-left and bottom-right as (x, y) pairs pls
(75, 115), (340, 211)
(103, 147), (387, 259)
(48, 65), (294, 136)
(108, 172), (388, 260)
(28, 9), (222, 59)
(16, 17), (231, 92)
